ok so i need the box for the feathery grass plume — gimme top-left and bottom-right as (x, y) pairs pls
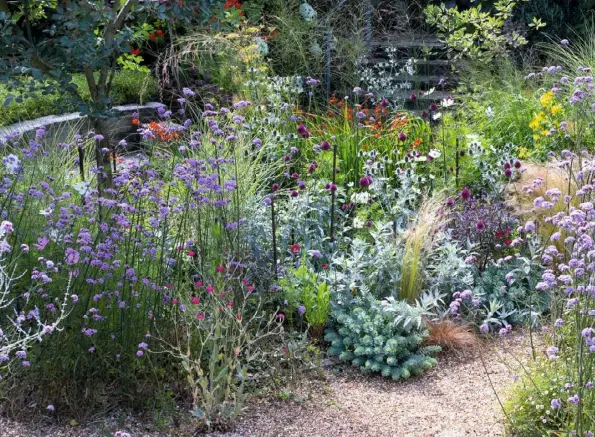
(544, 19), (595, 78)
(425, 319), (477, 354)
(400, 194), (449, 303)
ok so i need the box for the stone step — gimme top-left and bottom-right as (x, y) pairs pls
(371, 36), (444, 50)
(391, 89), (455, 102)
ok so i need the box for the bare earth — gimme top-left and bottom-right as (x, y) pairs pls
(0, 332), (540, 437)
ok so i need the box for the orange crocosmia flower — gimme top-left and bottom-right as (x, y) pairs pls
(411, 138), (423, 148)
(131, 118), (140, 126)
(147, 121), (180, 142)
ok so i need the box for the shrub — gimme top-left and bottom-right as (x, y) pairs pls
(325, 291), (440, 380)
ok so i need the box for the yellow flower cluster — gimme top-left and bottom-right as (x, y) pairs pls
(539, 91), (554, 108)
(530, 92), (565, 146)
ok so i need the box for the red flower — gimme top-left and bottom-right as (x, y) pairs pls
(149, 33), (156, 42)
(236, 314), (242, 321)
(165, 283), (174, 289)
(155, 29), (164, 37)
(321, 264), (329, 270)
(504, 239), (512, 246)
(289, 243), (301, 253)
(224, 0), (242, 9)
(130, 47), (141, 56)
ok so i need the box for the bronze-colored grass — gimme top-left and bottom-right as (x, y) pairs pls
(425, 319), (478, 354)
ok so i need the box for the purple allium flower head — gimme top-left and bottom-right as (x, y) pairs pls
(297, 124), (310, 138)
(359, 176), (373, 188)
(461, 187), (471, 201)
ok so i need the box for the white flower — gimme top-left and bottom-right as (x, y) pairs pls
(442, 97), (455, 108)
(72, 181), (91, 195)
(432, 112), (442, 121)
(353, 217), (365, 229)
(39, 208), (53, 217)
(485, 106), (495, 118)
(428, 149), (441, 159)
(351, 192), (370, 204)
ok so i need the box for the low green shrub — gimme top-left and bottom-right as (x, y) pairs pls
(0, 70), (158, 127)
(325, 291), (440, 380)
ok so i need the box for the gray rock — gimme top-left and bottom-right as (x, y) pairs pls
(0, 102), (163, 147)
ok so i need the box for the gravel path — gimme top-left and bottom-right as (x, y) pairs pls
(0, 332), (540, 437)
(215, 332), (538, 437)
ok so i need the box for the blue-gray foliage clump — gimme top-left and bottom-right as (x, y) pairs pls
(324, 291), (440, 380)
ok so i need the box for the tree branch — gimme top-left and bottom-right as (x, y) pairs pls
(113, 0), (135, 32)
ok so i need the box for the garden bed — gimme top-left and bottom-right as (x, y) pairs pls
(0, 332), (539, 437)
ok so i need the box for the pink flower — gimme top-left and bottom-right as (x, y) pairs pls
(190, 296), (200, 305)
(247, 285), (254, 292)
(187, 250), (196, 257)
(195, 281), (203, 287)
(206, 285), (214, 293)
(226, 301), (233, 307)
(172, 299), (178, 305)
(276, 313), (285, 322)
(197, 312), (205, 320)
(216, 265), (225, 273)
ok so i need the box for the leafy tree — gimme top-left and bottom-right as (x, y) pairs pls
(425, 0), (545, 64)
(0, 0), (213, 188)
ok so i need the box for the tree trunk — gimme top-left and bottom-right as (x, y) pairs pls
(90, 116), (114, 192)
